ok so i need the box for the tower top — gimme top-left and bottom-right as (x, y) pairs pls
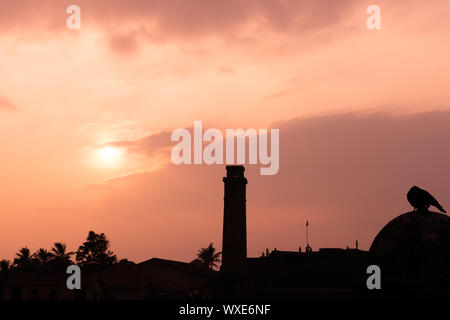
(226, 165), (245, 178)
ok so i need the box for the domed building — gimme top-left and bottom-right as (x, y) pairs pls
(370, 210), (450, 279)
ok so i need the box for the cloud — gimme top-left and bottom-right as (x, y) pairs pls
(0, 0), (442, 59)
(106, 130), (172, 156)
(0, 96), (17, 111)
(217, 66), (236, 75)
(108, 32), (141, 56)
(262, 89), (293, 101)
(0, 0), (372, 55)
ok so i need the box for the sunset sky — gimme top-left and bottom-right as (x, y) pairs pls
(1, 0), (450, 263)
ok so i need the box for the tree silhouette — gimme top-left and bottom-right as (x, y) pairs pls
(13, 247), (34, 269)
(50, 242), (73, 266)
(76, 231), (117, 266)
(197, 243), (221, 270)
(33, 248), (52, 266)
(0, 259), (10, 272)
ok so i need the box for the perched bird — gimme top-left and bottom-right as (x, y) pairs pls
(407, 186), (446, 213)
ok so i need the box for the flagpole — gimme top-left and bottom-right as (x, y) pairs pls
(306, 220), (309, 246)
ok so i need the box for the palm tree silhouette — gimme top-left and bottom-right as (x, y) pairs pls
(50, 242), (73, 265)
(33, 248), (52, 265)
(197, 243), (221, 270)
(13, 247), (33, 269)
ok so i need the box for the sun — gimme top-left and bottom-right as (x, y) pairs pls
(98, 146), (121, 165)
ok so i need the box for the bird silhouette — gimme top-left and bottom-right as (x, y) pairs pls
(407, 186), (446, 213)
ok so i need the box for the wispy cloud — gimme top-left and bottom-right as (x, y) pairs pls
(262, 89), (293, 101)
(106, 130), (172, 156)
(217, 66), (236, 75)
(0, 96), (18, 111)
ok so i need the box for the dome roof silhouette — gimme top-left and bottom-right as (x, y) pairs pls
(370, 211), (450, 278)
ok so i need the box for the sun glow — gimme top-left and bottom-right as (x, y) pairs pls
(97, 146), (121, 166)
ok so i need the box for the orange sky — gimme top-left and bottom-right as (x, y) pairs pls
(1, 0), (450, 263)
